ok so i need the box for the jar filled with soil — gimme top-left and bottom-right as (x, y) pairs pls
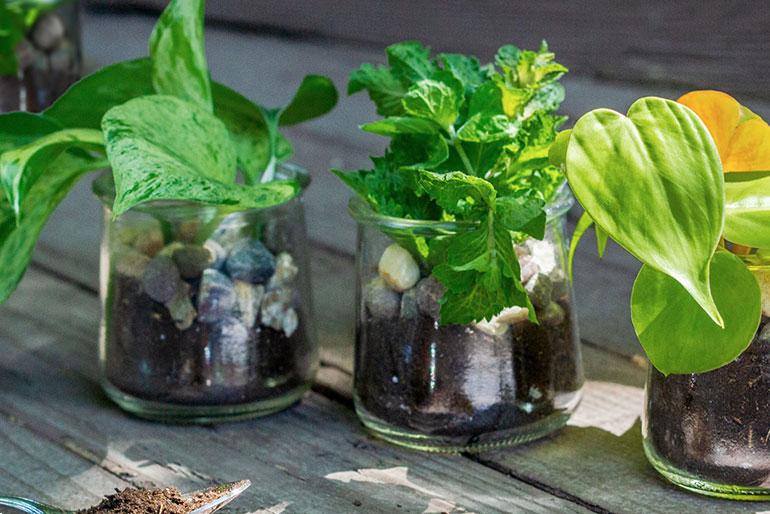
(350, 187), (584, 452)
(94, 164), (317, 423)
(1, 0), (81, 112)
(643, 259), (770, 500)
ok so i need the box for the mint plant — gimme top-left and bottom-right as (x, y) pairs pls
(334, 41), (567, 325)
(0, 0), (337, 304)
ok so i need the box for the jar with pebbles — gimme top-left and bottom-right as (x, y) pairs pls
(351, 186), (584, 452)
(1, 0), (81, 112)
(94, 164), (317, 422)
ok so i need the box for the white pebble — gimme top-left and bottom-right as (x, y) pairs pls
(378, 243), (420, 292)
(497, 306), (530, 324)
(473, 318), (509, 337)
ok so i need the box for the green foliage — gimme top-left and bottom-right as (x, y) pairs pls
(724, 171), (770, 249)
(340, 41), (566, 324)
(0, 0), (336, 304)
(631, 251), (760, 375)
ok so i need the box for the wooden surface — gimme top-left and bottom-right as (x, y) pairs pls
(87, 0), (770, 100)
(3, 9), (770, 514)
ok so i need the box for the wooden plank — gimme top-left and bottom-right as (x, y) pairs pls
(0, 268), (589, 514)
(0, 413), (129, 510)
(85, 0), (770, 100)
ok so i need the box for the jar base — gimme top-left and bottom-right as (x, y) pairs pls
(102, 380), (311, 424)
(355, 395), (575, 453)
(643, 439), (770, 501)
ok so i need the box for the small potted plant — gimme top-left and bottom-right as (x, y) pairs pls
(334, 41), (584, 452)
(555, 90), (770, 498)
(0, 0), (337, 422)
(1, 0), (81, 112)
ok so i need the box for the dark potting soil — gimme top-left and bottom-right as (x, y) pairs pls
(355, 299), (583, 438)
(103, 275), (313, 406)
(646, 317), (770, 488)
(79, 485), (222, 514)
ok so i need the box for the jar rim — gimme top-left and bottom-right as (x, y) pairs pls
(349, 181), (574, 234)
(92, 162), (310, 217)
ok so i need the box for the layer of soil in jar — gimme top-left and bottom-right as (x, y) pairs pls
(646, 317), (770, 488)
(355, 297), (583, 438)
(103, 274), (313, 406)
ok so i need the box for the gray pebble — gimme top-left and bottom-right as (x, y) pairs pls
(364, 277), (401, 320)
(209, 316), (251, 386)
(234, 280), (264, 328)
(198, 268), (237, 323)
(31, 13), (66, 51)
(415, 276), (444, 320)
(282, 308), (299, 337)
(173, 244), (214, 279)
(260, 287), (293, 331)
(525, 273), (553, 309)
(226, 239), (276, 284)
(210, 215), (245, 251)
(49, 41), (74, 72)
(519, 254), (539, 284)
(203, 239), (227, 269)
(539, 301), (566, 326)
(141, 255), (183, 304)
(268, 252), (299, 287)
(165, 283), (197, 330)
(400, 288), (419, 319)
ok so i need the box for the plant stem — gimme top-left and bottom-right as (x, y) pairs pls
(448, 127), (474, 175)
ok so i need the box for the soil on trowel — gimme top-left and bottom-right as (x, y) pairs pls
(79, 486), (219, 514)
(646, 317), (770, 487)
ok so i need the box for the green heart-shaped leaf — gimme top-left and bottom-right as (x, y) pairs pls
(566, 97), (725, 325)
(631, 250), (761, 375)
(724, 171), (770, 249)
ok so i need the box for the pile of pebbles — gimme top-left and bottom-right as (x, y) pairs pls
(1, 8), (80, 112)
(104, 215), (306, 405)
(357, 240), (583, 439)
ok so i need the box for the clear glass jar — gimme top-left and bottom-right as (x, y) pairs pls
(643, 259), (770, 500)
(0, 0), (82, 112)
(350, 187), (584, 452)
(94, 164), (317, 423)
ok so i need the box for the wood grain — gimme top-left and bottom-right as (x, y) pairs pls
(86, 0), (770, 100)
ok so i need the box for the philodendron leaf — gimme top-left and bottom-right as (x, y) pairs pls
(724, 172), (770, 248)
(631, 251), (761, 375)
(566, 97), (725, 326)
(102, 95), (296, 216)
(0, 112), (62, 153)
(279, 75), (338, 126)
(0, 128), (104, 218)
(0, 151), (107, 303)
(149, 0), (212, 110)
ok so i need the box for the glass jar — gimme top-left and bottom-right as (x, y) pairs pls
(350, 186), (584, 452)
(94, 164), (317, 423)
(1, 0), (82, 112)
(643, 259), (770, 500)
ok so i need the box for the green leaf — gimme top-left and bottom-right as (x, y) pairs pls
(596, 225), (608, 257)
(0, 112), (62, 154)
(0, 3), (23, 76)
(467, 81), (504, 117)
(439, 53), (489, 95)
(457, 113), (516, 143)
(724, 172), (770, 248)
(279, 75), (338, 126)
(100, 95), (294, 216)
(568, 211), (593, 282)
(631, 251), (761, 375)
(149, 0), (212, 110)
(566, 97), (725, 326)
(0, 151), (107, 303)
(388, 134), (449, 170)
(402, 79), (459, 129)
(348, 63), (406, 116)
(387, 41), (435, 83)
(416, 169), (495, 214)
(495, 192), (546, 238)
(548, 129), (571, 168)
(361, 116), (439, 136)
(0, 128), (104, 217)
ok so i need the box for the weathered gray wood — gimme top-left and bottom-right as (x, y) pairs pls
(0, 414), (129, 510)
(86, 0), (770, 100)
(0, 268), (589, 514)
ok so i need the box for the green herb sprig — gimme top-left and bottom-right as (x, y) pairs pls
(0, 0), (338, 304)
(334, 41), (567, 325)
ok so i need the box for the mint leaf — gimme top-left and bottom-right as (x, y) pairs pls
(495, 192), (546, 238)
(416, 169), (495, 215)
(361, 116), (439, 136)
(348, 63), (406, 116)
(388, 134), (449, 170)
(387, 41), (436, 83)
(439, 53), (489, 95)
(467, 82), (504, 117)
(279, 74), (338, 126)
(149, 0), (212, 110)
(402, 79), (459, 129)
(457, 113), (517, 143)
